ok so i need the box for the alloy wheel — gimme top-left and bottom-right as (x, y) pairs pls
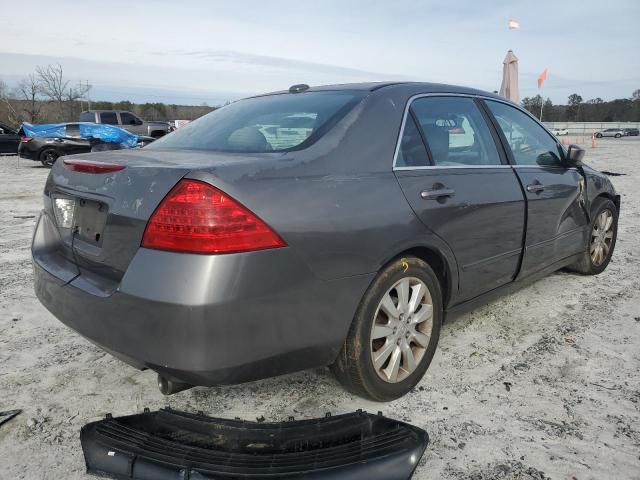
(370, 277), (433, 383)
(590, 209), (614, 266)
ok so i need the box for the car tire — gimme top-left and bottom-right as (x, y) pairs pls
(39, 148), (59, 167)
(615, 133), (622, 138)
(331, 256), (443, 401)
(567, 197), (618, 275)
(595, 133), (603, 138)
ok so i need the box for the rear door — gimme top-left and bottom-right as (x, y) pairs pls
(483, 99), (588, 277)
(394, 95), (525, 302)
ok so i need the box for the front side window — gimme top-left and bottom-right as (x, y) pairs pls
(148, 91), (366, 153)
(100, 112), (118, 125)
(120, 112), (140, 126)
(410, 97), (501, 166)
(486, 100), (563, 167)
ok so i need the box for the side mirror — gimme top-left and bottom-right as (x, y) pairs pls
(566, 144), (584, 167)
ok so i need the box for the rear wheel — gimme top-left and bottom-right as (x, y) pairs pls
(615, 133), (622, 138)
(331, 256), (442, 401)
(39, 148), (59, 167)
(567, 197), (618, 275)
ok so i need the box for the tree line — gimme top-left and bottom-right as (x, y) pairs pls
(2, 63), (639, 128)
(521, 90), (640, 123)
(0, 64), (216, 128)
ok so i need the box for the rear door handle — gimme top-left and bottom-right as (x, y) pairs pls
(526, 183), (545, 193)
(420, 188), (455, 200)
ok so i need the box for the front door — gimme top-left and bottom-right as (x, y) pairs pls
(0, 124), (19, 154)
(483, 99), (589, 278)
(394, 95), (525, 302)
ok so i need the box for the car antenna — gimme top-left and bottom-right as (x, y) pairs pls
(289, 84), (310, 93)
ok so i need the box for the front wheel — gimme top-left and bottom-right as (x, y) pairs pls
(595, 133), (603, 138)
(567, 197), (618, 275)
(331, 256), (443, 401)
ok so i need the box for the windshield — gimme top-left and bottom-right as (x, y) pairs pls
(148, 90), (367, 153)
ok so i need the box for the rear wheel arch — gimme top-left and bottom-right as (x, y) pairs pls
(383, 246), (453, 309)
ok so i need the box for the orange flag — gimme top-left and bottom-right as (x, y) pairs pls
(537, 68), (548, 88)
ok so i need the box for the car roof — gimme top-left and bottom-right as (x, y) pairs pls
(253, 81), (505, 100)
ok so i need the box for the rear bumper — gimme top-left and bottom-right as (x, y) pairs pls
(18, 142), (39, 161)
(81, 409), (428, 479)
(33, 212), (372, 385)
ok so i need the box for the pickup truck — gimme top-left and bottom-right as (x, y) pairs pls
(80, 110), (172, 138)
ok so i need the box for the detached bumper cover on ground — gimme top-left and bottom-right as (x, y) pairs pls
(80, 408), (428, 479)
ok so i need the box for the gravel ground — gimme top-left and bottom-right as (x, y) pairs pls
(1, 139), (639, 480)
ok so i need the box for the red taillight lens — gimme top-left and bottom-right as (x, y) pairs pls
(20, 136), (33, 143)
(63, 158), (126, 174)
(141, 179), (286, 254)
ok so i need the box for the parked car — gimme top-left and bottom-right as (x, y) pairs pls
(80, 110), (172, 138)
(19, 123), (154, 167)
(19, 134), (94, 167)
(623, 128), (639, 136)
(0, 122), (20, 154)
(550, 127), (568, 136)
(32, 82), (619, 401)
(595, 128), (624, 138)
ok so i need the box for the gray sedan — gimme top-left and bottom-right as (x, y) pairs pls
(32, 82), (619, 401)
(595, 128), (624, 138)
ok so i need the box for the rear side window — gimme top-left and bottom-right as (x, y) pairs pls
(100, 112), (118, 125)
(147, 91), (366, 153)
(80, 112), (95, 123)
(410, 97), (501, 166)
(396, 115), (429, 167)
(486, 100), (562, 167)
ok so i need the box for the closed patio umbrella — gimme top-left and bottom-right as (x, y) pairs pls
(499, 50), (520, 103)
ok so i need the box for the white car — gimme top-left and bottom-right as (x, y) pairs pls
(551, 128), (569, 136)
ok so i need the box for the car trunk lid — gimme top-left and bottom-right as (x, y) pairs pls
(41, 148), (262, 288)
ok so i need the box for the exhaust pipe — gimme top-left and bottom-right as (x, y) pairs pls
(157, 374), (192, 395)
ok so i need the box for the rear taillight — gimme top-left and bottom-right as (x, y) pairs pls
(63, 158), (126, 174)
(141, 179), (286, 254)
(20, 136), (33, 143)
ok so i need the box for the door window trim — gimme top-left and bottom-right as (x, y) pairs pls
(392, 93), (566, 171)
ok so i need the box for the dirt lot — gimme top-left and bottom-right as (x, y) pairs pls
(1, 138), (639, 480)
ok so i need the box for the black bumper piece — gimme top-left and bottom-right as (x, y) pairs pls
(80, 408), (428, 479)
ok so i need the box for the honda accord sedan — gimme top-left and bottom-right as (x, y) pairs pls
(32, 82), (619, 401)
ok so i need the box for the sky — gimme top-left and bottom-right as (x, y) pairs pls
(0, 0), (638, 105)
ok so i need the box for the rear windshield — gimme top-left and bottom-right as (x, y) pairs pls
(147, 90), (366, 153)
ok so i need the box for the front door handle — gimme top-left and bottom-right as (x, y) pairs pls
(526, 183), (545, 193)
(420, 188), (456, 200)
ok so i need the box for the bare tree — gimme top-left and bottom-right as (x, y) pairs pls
(0, 79), (22, 126)
(36, 64), (89, 121)
(16, 74), (42, 123)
